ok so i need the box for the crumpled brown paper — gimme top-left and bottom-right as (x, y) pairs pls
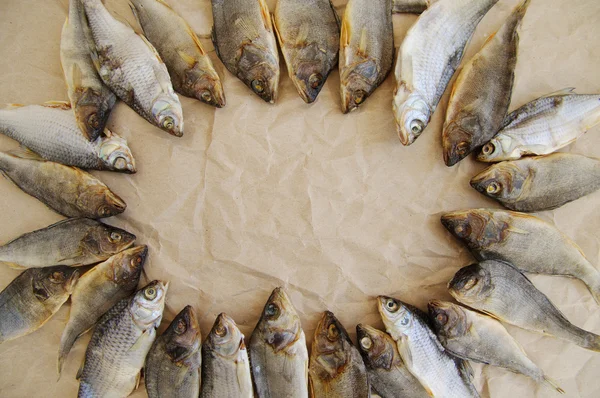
(0, 0), (599, 396)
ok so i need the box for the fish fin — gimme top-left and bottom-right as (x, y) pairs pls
(155, 0), (173, 10)
(542, 88), (576, 98)
(5, 103), (25, 108)
(234, 17), (260, 40)
(113, 11), (138, 33)
(70, 63), (84, 90)
(177, 50), (198, 68)
(329, 0), (340, 28)
(76, 356), (85, 380)
(272, 14), (283, 46)
(295, 22), (309, 47)
(8, 146), (45, 161)
(257, 0), (273, 32)
(137, 33), (164, 64)
(543, 375), (565, 394)
(175, 364), (189, 387)
(479, 309), (502, 322)
(483, 31), (497, 46)
(0, 260), (26, 270)
(396, 337), (413, 366)
(358, 27), (368, 57)
(129, 328), (152, 352)
(506, 226), (530, 234)
(135, 371), (142, 390)
(43, 100), (72, 110)
(182, 20), (206, 56)
(128, 1), (141, 27)
(340, 13), (350, 49)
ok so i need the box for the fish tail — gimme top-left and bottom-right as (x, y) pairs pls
(582, 271), (600, 305)
(57, 327), (79, 377)
(582, 331), (600, 352)
(542, 375), (565, 394)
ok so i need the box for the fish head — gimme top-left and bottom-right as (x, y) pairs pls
(340, 60), (378, 113)
(257, 287), (302, 350)
(107, 245), (147, 286)
(32, 266), (80, 303)
(207, 313), (246, 358)
(73, 88), (116, 141)
(91, 224), (137, 257)
(97, 129), (137, 173)
(164, 305), (202, 363)
(440, 209), (491, 250)
(428, 300), (468, 341)
(478, 136), (514, 162)
(442, 114), (479, 166)
(186, 69), (226, 108)
(377, 296), (415, 339)
(237, 44), (280, 103)
(356, 324), (395, 370)
(132, 280), (168, 328)
(470, 163), (526, 201)
(152, 95), (184, 137)
(311, 311), (351, 378)
(448, 264), (493, 305)
(393, 83), (431, 145)
(291, 60), (329, 104)
(96, 189), (127, 219)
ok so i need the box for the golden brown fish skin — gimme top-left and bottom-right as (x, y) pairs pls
(249, 287), (308, 398)
(392, 0), (429, 14)
(145, 305), (202, 398)
(0, 151), (125, 219)
(201, 313), (253, 398)
(448, 260), (600, 352)
(470, 153), (600, 212)
(0, 266), (79, 344)
(356, 324), (429, 398)
(339, 0), (394, 113)
(0, 218), (135, 269)
(441, 208), (600, 304)
(273, 0), (339, 103)
(309, 311), (370, 398)
(129, 0), (226, 108)
(57, 245), (147, 376)
(443, 0), (530, 166)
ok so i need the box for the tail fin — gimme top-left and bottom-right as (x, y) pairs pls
(57, 327), (79, 378)
(542, 375), (565, 394)
(582, 271), (600, 306)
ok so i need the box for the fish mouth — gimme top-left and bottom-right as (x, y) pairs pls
(107, 191), (127, 212)
(129, 245), (149, 264)
(469, 173), (488, 194)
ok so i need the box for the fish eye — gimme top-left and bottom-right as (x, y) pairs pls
(482, 143), (495, 156)
(99, 206), (112, 218)
(327, 323), (339, 340)
(400, 316), (410, 326)
(360, 336), (372, 350)
(50, 271), (65, 283)
(87, 113), (100, 129)
(109, 232), (122, 243)
(308, 73), (323, 89)
(201, 91), (213, 102)
(385, 299), (399, 313)
(113, 157), (127, 170)
(436, 313), (449, 325)
(487, 181), (501, 195)
(410, 120), (425, 135)
(163, 116), (175, 130)
(354, 90), (366, 105)
(215, 324), (227, 337)
(463, 277), (478, 291)
(454, 223), (471, 238)
(130, 255), (143, 267)
(175, 318), (187, 335)
(456, 141), (469, 155)
(251, 79), (265, 93)
(144, 287), (157, 300)
(265, 303), (280, 318)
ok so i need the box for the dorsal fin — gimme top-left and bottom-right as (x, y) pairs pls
(137, 33), (164, 64)
(296, 22), (309, 47)
(183, 20), (207, 56)
(258, 0), (273, 32)
(340, 14), (350, 49)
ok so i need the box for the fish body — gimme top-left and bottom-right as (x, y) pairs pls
(0, 151), (126, 219)
(356, 324), (429, 398)
(428, 300), (564, 393)
(377, 297), (479, 398)
(145, 305), (202, 398)
(0, 266), (79, 343)
(0, 218), (135, 269)
(478, 91), (600, 161)
(392, 0), (429, 14)
(57, 245), (147, 375)
(448, 260), (600, 352)
(0, 104), (135, 172)
(211, 0), (280, 103)
(129, 0), (225, 108)
(394, 0), (498, 145)
(471, 153), (600, 211)
(308, 311), (370, 398)
(81, 0), (183, 136)
(77, 281), (168, 397)
(441, 208), (600, 305)
(249, 287), (309, 398)
(339, 0), (393, 113)
(443, 0), (529, 166)
(61, 0), (116, 141)
(273, 0), (339, 103)
(200, 313), (253, 398)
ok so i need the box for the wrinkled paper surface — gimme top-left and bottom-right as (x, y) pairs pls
(0, 0), (599, 396)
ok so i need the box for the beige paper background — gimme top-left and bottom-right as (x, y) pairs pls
(0, 0), (599, 396)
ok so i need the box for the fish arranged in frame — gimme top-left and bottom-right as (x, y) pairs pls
(61, 0), (116, 141)
(77, 280), (168, 397)
(356, 324), (430, 398)
(441, 208), (600, 305)
(0, 103), (135, 172)
(0, 150), (126, 220)
(0, 266), (79, 344)
(428, 300), (564, 393)
(339, 0), (394, 113)
(129, 0), (226, 108)
(0, 218), (135, 269)
(377, 296), (480, 398)
(57, 245), (147, 376)
(308, 311), (370, 397)
(394, 0), (499, 145)
(442, 0), (530, 166)
(145, 305), (202, 398)
(273, 0), (339, 103)
(478, 89), (600, 162)
(249, 287), (309, 397)
(211, 0), (280, 103)
(448, 260), (600, 352)
(470, 153), (600, 212)
(392, 0), (429, 14)
(200, 313), (253, 398)
(80, 0), (184, 136)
